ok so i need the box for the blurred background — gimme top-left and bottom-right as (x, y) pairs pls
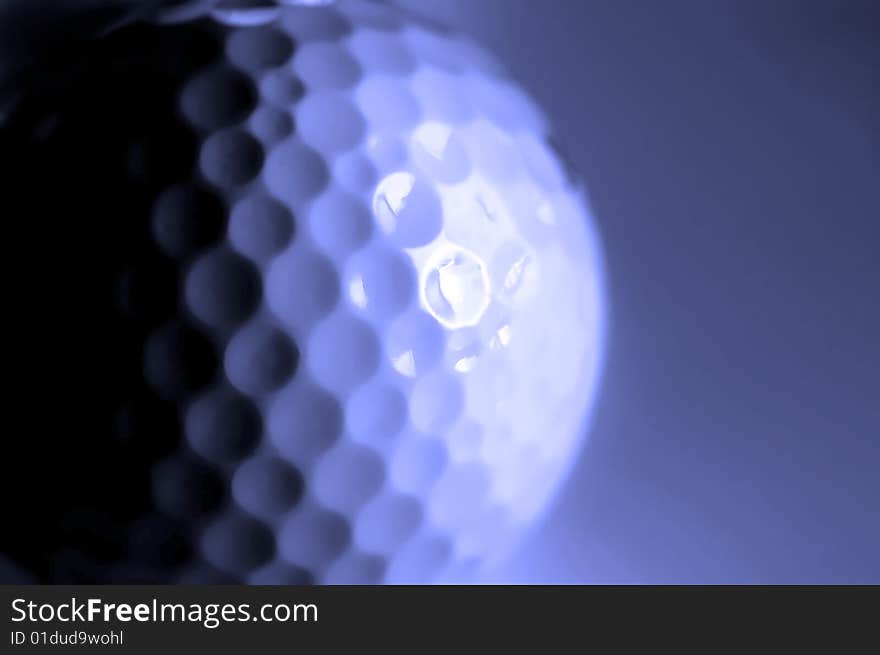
(390, 0), (880, 583)
(2, 0), (877, 583)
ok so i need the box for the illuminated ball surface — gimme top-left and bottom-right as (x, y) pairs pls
(6, 0), (605, 583)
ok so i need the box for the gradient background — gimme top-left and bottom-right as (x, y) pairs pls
(390, 0), (880, 583)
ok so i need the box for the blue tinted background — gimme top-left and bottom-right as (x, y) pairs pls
(395, 0), (880, 583)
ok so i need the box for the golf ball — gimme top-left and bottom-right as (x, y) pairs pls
(3, 0), (605, 583)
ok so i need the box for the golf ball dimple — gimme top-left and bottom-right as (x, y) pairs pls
(8, 0), (605, 584)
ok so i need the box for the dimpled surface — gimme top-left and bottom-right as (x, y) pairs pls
(7, 0), (604, 584)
